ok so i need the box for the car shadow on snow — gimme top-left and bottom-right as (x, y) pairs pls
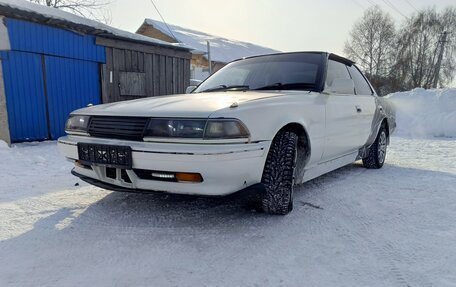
(51, 160), (453, 230)
(51, 161), (456, 227)
(1, 163), (455, 286)
(4, 161), (456, 237)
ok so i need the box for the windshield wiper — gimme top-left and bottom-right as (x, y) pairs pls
(254, 82), (315, 91)
(200, 85), (250, 93)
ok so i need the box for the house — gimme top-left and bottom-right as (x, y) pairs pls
(0, 0), (192, 145)
(137, 19), (280, 80)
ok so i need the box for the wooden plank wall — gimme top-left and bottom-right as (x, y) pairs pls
(98, 38), (191, 103)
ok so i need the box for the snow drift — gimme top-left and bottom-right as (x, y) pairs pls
(0, 140), (8, 149)
(387, 88), (456, 138)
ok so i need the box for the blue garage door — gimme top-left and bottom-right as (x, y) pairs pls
(1, 51), (49, 141)
(1, 51), (101, 142)
(45, 56), (101, 139)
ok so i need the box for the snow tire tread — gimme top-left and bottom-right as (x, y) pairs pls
(261, 131), (298, 215)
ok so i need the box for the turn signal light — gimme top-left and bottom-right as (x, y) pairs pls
(175, 173), (203, 183)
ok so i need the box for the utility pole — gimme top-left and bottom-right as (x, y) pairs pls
(433, 31), (449, 88)
(207, 41), (212, 75)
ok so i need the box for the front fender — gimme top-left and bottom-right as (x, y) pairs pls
(209, 92), (326, 167)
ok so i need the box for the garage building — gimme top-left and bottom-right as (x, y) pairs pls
(0, 0), (192, 145)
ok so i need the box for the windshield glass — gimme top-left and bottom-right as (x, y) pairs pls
(194, 53), (324, 93)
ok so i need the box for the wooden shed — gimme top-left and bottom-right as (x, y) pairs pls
(97, 38), (191, 103)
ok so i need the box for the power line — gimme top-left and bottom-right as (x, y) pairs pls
(351, 0), (365, 10)
(363, 0), (376, 7)
(380, 0), (409, 19)
(148, 0), (177, 40)
(403, 0), (419, 13)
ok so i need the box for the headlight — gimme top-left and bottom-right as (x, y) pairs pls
(144, 119), (206, 138)
(65, 115), (90, 135)
(143, 118), (250, 141)
(204, 119), (250, 139)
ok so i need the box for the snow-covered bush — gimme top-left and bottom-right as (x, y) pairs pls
(387, 88), (456, 138)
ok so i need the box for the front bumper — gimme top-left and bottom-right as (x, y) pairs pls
(58, 136), (270, 196)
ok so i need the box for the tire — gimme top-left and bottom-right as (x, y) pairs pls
(363, 124), (388, 169)
(261, 131), (298, 215)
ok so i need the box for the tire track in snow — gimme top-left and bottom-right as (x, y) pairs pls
(328, 178), (432, 287)
(297, 162), (429, 286)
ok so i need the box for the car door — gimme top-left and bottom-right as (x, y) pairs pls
(347, 65), (377, 145)
(321, 60), (360, 162)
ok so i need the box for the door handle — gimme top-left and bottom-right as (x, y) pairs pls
(355, 105), (362, 113)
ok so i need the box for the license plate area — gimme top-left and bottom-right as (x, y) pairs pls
(77, 143), (132, 169)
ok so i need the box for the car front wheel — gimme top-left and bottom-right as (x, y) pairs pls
(260, 130), (298, 215)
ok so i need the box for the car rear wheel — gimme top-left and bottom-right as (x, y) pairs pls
(363, 124), (388, 169)
(260, 131), (298, 215)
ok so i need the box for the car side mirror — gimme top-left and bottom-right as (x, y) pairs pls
(326, 78), (355, 94)
(186, 85), (197, 94)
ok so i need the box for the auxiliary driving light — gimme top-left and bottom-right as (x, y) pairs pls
(151, 172), (175, 179)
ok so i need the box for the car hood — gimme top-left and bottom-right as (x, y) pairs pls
(72, 91), (286, 118)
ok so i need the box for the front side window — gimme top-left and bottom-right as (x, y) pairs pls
(194, 53), (324, 93)
(347, 65), (373, 95)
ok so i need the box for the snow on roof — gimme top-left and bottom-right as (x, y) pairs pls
(143, 18), (280, 63)
(0, 0), (190, 50)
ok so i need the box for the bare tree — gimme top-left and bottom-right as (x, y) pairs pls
(344, 6), (396, 94)
(29, 0), (111, 24)
(393, 7), (456, 89)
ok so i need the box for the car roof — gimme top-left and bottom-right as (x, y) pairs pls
(237, 51), (355, 66)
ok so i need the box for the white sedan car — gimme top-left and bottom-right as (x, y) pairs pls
(58, 52), (395, 215)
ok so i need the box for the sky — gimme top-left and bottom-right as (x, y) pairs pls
(106, 0), (455, 86)
(108, 0), (454, 55)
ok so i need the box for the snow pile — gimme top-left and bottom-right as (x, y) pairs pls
(144, 19), (280, 63)
(387, 88), (456, 138)
(0, 141), (80, 202)
(0, 140), (8, 149)
(0, 0), (189, 50)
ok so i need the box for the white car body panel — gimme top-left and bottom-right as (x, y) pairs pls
(59, 135), (269, 196)
(71, 92), (284, 118)
(211, 91), (326, 167)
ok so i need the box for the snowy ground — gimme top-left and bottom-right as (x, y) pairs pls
(0, 136), (455, 287)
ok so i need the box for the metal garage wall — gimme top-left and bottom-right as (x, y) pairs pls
(0, 51), (48, 141)
(45, 56), (101, 139)
(0, 18), (106, 142)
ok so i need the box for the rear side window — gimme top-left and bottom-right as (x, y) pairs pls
(325, 60), (353, 94)
(347, 65), (373, 95)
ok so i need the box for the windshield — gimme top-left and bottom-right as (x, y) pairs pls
(194, 53), (325, 93)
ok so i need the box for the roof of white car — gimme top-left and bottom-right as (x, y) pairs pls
(234, 51), (356, 65)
